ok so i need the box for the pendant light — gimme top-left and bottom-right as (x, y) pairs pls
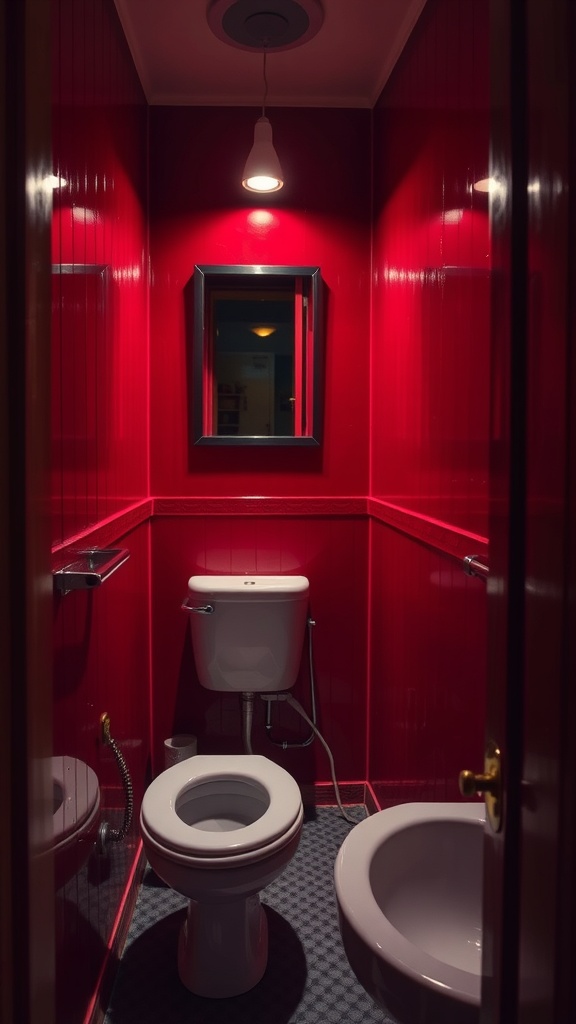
(207, 1), (324, 193)
(242, 49), (284, 193)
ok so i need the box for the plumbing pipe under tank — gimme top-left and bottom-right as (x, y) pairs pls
(241, 692), (255, 754)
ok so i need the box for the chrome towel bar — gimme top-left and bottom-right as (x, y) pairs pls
(53, 548), (130, 594)
(463, 554), (489, 580)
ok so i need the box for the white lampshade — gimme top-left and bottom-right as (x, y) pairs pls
(242, 116), (284, 193)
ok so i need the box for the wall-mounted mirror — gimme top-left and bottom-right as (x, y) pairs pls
(190, 265), (323, 446)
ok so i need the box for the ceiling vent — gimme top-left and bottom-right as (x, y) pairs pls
(207, 0), (324, 52)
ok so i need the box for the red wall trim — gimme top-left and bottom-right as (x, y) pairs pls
(152, 496), (367, 517)
(51, 495), (487, 567)
(51, 499), (152, 565)
(368, 497), (488, 563)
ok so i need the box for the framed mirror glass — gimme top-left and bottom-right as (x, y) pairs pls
(191, 265), (323, 446)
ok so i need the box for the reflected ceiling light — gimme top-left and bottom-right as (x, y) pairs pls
(251, 324), (277, 337)
(247, 209), (277, 232)
(44, 173), (67, 190)
(72, 207), (96, 223)
(473, 176), (499, 194)
(207, 1), (324, 194)
(242, 50), (284, 193)
(473, 175), (508, 204)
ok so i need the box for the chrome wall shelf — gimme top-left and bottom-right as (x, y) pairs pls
(53, 548), (130, 595)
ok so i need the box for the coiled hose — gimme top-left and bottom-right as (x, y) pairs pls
(98, 713), (133, 850)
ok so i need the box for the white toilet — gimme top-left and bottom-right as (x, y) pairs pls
(140, 575), (309, 998)
(45, 756), (101, 889)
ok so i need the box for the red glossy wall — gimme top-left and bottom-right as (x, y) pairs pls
(51, 1), (150, 1021)
(150, 513), (369, 784)
(371, 0), (490, 535)
(148, 105), (372, 787)
(368, 0), (490, 801)
(148, 105), (371, 498)
(369, 521), (487, 805)
(52, 0), (149, 546)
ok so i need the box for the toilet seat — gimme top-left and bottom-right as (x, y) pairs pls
(141, 754), (302, 859)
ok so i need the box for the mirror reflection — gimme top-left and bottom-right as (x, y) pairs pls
(191, 265), (323, 446)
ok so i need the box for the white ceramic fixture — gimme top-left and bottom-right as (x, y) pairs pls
(140, 754), (303, 997)
(186, 574), (309, 692)
(49, 755), (101, 888)
(334, 802), (485, 1024)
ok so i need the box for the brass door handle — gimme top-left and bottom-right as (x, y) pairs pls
(458, 769), (498, 797)
(459, 741), (502, 832)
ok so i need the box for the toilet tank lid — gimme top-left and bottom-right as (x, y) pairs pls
(188, 574), (309, 596)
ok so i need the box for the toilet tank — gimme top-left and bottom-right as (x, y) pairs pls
(187, 575), (309, 693)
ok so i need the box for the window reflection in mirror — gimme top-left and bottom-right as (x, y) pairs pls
(191, 265), (323, 446)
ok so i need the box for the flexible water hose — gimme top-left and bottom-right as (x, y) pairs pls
(240, 615), (358, 826)
(98, 713), (133, 850)
(284, 694), (358, 825)
(264, 616), (317, 748)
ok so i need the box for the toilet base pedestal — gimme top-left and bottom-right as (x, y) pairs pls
(178, 893), (268, 997)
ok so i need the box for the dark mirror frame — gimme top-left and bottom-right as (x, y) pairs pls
(191, 264), (323, 446)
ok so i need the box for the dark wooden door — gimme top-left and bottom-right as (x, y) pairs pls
(482, 2), (576, 1022)
(517, 1), (576, 1020)
(0, 2), (53, 1023)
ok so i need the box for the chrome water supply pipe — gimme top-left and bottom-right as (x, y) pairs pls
(241, 691), (255, 754)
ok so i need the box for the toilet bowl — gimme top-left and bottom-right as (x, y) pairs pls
(142, 574), (308, 995)
(140, 753), (303, 997)
(49, 756), (101, 889)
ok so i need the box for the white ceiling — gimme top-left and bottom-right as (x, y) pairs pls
(113, 0), (427, 108)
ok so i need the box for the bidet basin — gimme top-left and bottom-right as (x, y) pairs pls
(334, 802), (485, 1024)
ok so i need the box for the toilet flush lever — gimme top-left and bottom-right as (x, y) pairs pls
(181, 599), (214, 614)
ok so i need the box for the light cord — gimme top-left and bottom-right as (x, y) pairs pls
(261, 49), (269, 117)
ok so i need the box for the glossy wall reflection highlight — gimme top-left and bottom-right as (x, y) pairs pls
(51, 0), (150, 1020)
